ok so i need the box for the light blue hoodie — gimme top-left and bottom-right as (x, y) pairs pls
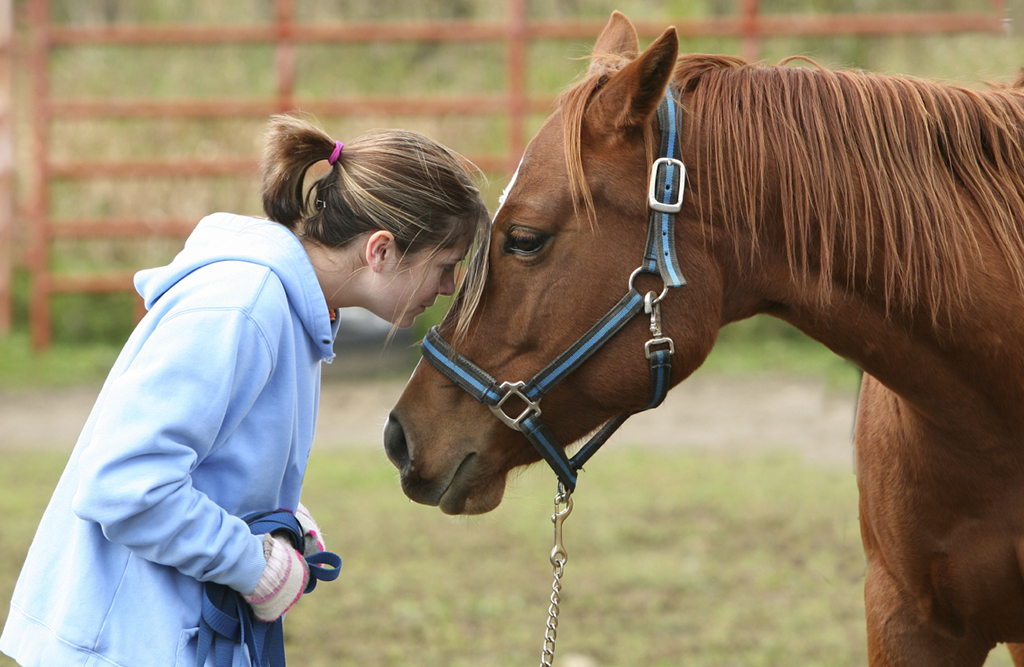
(1, 213), (340, 667)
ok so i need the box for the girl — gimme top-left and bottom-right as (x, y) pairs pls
(0, 114), (490, 667)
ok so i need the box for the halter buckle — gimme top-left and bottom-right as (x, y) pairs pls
(648, 157), (686, 213)
(489, 381), (542, 430)
(645, 336), (675, 359)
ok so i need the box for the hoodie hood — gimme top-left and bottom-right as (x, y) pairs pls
(134, 213), (335, 358)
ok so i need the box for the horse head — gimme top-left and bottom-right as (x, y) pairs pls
(384, 12), (732, 515)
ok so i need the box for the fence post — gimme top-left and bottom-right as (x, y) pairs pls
(28, 0), (50, 349)
(0, 0), (13, 335)
(505, 0), (527, 174)
(275, 0), (295, 114)
(740, 0), (760, 62)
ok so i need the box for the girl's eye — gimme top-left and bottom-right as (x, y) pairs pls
(503, 228), (547, 256)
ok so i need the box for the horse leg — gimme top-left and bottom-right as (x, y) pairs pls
(1007, 643), (1024, 666)
(865, 560), (992, 667)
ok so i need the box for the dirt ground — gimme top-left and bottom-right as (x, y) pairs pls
(0, 370), (860, 470)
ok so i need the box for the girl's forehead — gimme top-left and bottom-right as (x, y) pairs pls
(439, 243), (468, 261)
(412, 244), (465, 265)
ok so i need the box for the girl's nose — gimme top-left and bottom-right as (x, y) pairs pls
(439, 274), (456, 296)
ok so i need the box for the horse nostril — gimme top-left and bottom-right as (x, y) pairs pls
(383, 413), (411, 472)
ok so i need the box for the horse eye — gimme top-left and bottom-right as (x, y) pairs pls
(503, 228), (547, 256)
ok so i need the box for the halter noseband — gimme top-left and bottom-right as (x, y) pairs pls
(421, 88), (687, 492)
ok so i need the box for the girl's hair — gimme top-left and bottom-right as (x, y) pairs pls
(260, 114), (489, 259)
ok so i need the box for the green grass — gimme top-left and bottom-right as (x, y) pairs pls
(0, 331), (121, 389)
(1, 447), (1015, 666)
(0, 447), (869, 667)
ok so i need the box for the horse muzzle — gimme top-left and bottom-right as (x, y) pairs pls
(384, 412), (500, 515)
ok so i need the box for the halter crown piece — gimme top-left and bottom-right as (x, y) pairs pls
(328, 140), (344, 165)
(420, 87), (687, 493)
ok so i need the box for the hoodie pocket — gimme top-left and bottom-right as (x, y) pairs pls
(174, 626), (200, 667)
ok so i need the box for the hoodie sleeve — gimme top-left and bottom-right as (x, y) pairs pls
(72, 304), (280, 594)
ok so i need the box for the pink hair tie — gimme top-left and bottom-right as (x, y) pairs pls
(328, 141), (344, 166)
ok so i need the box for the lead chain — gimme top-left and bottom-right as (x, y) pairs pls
(540, 485), (573, 667)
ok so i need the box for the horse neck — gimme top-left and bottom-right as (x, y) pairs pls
(678, 64), (1024, 437)
(719, 221), (1024, 437)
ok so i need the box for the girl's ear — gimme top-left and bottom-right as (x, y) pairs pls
(364, 230), (396, 273)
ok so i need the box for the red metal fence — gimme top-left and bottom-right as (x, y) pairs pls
(0, 0), (12, 335)
(3, 0), (1012, 347)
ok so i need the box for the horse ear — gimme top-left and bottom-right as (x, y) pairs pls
(588, 26), (679, 131)
(588, 11), (639, 73)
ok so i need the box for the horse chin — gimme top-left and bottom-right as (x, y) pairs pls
(436, 456), (507, 515)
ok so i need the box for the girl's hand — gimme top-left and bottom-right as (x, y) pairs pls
(296, 502), (325, 556)
(243, 533), (309, 622)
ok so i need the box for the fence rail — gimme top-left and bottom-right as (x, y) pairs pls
(3, 0), (1011, 347)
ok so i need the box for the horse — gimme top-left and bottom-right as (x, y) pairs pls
(383, 11), (1024, 666)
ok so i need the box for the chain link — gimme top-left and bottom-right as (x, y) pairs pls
(539, 485), (572, 667)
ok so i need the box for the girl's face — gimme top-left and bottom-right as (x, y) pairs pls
(303, 230), (467, 329)
(376, 244), (465, 329)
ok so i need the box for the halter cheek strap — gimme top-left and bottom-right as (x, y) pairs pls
(421, 88), (686, 492)
(645, 92), (687, 288)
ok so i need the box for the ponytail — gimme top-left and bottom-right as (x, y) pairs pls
(259, 113), (489, 258)
(260, 114), (339, 230)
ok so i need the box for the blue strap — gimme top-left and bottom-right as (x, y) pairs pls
(423, 289), (645, 411)
(522, 290), (645, 401)
(304, 550), (343, 594)
(642, 348), (672, 411)
(564, 348), (673, 478)
(519, 415), (578, 491)
(196, 510), (342, 667)
(420, 288), (667, 494)
(243, 510), (342, 594)
(643, 88), (687, 289)
(196, 583), (247, 667)
(568, 413), (629, 473)
(421, 328), (503, 406)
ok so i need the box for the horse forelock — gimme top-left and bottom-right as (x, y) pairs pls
(682, 56), (1024, 323)
(561, 69), (615, 228)
(449, 63), (631, 348)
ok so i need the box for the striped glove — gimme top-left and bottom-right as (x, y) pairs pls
(243, 533), (309, 622)
(295, 502), (325, 556)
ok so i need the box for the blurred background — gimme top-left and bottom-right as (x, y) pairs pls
(1, 1), (1022, 665)
(0, 0), (1020, 380)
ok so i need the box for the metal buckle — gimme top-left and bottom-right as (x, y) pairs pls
(489, 380), (542, 430)
(628, 266), (669, 304)
(645, 337), (675, 359)
(643, 288), (675, 359)
(648, 157), (686, 213)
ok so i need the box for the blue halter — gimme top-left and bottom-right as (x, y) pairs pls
(421, 88), (687, 492)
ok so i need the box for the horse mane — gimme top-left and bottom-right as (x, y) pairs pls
(573, 52), (1024, 323)
(676, 54), (1024, 321)
(448, 53), (1024, 344)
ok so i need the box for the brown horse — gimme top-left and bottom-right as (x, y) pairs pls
(384, 11), (1024, 666)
